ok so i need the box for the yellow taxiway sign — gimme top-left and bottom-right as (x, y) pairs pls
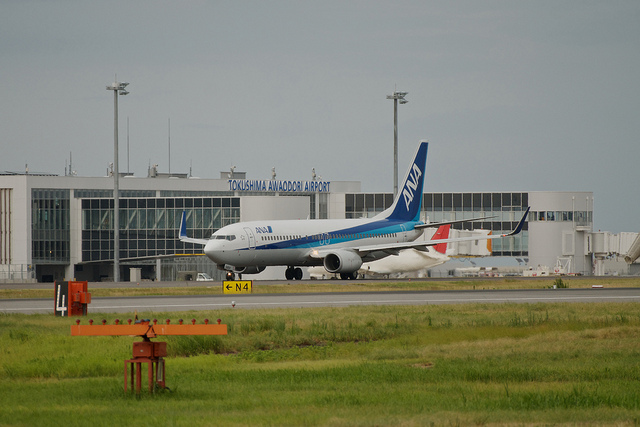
(223, 281), (253, 294)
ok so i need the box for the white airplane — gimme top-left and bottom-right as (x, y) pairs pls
(180, 140), (530, 280)
(359, 224), (452, 277)
(309, 224), (452, 279)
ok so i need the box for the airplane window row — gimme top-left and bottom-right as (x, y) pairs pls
(259, 233), (398, 241)
(261, 235), (302, 241)
(321, 233), (398, 239)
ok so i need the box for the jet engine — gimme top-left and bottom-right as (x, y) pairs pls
(323, 250), (363, 273)
(234, 266), (266, 275)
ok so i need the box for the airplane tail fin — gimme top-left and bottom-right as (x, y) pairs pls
(377, 140), (428, 222)
(433, 224), (451, 254)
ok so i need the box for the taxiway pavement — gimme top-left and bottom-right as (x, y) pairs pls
(2, 287), (639, 315)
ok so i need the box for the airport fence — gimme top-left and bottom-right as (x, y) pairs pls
(0, 264), (37, 283)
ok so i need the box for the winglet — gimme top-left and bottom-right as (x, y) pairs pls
(179, 211), (188, 240)
(178, 210), (209, 245)
(504, 207), (530, 237)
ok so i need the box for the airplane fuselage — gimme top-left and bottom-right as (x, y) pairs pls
(203, 217), (423, 269)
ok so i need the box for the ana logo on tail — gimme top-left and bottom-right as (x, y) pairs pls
(403, 163), (423, 211)
(385, 141), (428, 222)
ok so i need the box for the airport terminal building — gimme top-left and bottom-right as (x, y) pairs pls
(1, 170), (633, 282)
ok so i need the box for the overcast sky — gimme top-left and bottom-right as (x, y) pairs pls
(2, 1), (639, 232)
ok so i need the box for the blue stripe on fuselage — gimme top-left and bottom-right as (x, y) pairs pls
(248, 219), (417, 251)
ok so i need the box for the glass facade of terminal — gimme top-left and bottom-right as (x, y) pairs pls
(31, 189), (70, 264)
(80, 196), (240, 262)
(529, 210), (592, 226)
(345, 193), (395, 219)
(31, 187), (321, 267)
(32, 188), (541, 265)
(346, 192), (529, 256)
(422, 192), (529, 256)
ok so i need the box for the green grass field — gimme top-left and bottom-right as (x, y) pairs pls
(2, 296), (640, 426)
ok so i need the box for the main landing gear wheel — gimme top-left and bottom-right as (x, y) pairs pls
(285, 267), (303, 280)
(340, 272), (358, 280)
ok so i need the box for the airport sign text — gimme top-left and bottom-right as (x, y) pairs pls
(228, 179), (331, 193)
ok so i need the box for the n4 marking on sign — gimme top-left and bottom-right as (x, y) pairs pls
(223, 281), (252, 294)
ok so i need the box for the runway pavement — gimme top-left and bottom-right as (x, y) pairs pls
(2, 287), (640, 315)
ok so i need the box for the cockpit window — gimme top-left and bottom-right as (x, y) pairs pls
(214, 235), (236, 241)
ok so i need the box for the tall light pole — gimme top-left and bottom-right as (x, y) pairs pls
(106, 80), (129, 282)
(386, 90), (408, 197)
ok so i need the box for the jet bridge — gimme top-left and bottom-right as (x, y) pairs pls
(624, 233), (640, 264)
(588, 231), (640, 276)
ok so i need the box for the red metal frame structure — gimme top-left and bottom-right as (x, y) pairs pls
(71, 318), (227, 393)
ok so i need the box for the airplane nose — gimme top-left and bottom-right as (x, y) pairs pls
(204, 240), (222, 262)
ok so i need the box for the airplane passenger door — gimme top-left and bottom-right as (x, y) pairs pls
(320, 233), (330, 246)
(400, 224), (408, 242)
(244, 227), (256, 249)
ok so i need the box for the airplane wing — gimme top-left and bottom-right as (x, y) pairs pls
(414, 215), (496, 230)
(178, 211), (210, 245)
(354, 207), (530, 256)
